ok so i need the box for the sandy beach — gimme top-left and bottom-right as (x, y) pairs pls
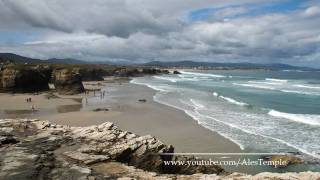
(0, 79), (253, 173)
(0, 80), (242, 153)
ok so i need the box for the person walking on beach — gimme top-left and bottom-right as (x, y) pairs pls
(31, 105), (35, 112)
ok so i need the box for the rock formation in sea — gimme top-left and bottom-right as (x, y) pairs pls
(53, 68), (85, 95)
(1, 119), (319, 179)
(0, 65), (52, 93)
(173, 70), (181, 74)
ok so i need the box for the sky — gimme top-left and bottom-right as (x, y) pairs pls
(0, 0), (320, 67)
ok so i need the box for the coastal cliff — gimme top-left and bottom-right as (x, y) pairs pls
(0, 66), (52, 93)
(1, 119), (319, 179)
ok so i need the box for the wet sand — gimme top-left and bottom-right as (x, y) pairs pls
(0, 81), (242, 153)
(0, 81), (249, 173)
(43, 82), (243, 154)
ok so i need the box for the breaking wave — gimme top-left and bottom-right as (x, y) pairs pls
(268, 110), (320, 126)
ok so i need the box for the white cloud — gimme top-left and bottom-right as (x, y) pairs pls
(304, 6), (320, 17)
(0, 0), (319, 67)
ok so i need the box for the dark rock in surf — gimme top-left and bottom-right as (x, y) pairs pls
(173, 70), (181, 74)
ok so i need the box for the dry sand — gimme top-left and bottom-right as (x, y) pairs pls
(0, 81), (242, 153)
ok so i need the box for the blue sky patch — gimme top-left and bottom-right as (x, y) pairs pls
(189, 0), (303, 21)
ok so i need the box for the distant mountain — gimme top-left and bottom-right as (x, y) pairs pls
(1, 53), (317, 70)
(47, 58), (89, 64)
(144, 61), (316, 70)
(0, 53), (120, 65)
(0, 53), (42, 64)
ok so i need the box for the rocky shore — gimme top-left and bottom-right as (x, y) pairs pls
(1, 118), (319, 180)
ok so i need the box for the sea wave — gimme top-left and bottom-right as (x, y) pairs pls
(233, 83), (276, 90)
(212, 92), (249, 107)
(190, 99), (205, 109)
(280, 90), (319, 96)
(294, 84), (320, 89)
(282, 70), (306, 72)
(219, 96), (249, 107)
(268, 110), (320, 126)
(200, 111), (320, 159)
(132, 77), (320, 159)
(180, 71), (225, 78)
(235, 82), (320, 96)
(154, 76), (178, 82)
(130, 79), (168, 92)
(265, 78), (288, 83)
(248, 80), (282, 85)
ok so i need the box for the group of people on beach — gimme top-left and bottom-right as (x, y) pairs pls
(26, 97), (32, 102)
(84, 89), (107, 105)
(26, 97), (36, 111)
(85, 89), (107, 99)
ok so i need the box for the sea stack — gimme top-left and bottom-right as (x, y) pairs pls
(53, 68), (85, 95)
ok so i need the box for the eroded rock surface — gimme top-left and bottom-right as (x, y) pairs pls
(1, 119), (319, 180)
(0, 66), (51, 93)
(0, 119), (225, 179)
(53, 69), (85, 95)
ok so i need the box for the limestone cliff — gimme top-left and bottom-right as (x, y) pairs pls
(0, 66), (51, 93)
(53, 68), (85, 95)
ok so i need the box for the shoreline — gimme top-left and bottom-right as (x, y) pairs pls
(0, 77), (316, 174)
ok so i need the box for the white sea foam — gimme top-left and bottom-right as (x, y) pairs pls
(268, 110), (320, 126)
(234, 82), (320, 96)
(190, 99), (205, 109)
(154, 76), (178, 82)
(200, 111), (320, 159)
(280, 90), (318, 96)
(130, 79), (168, 92)
(282, 70), (306, 72)
(265, 78), (288, 83)
(248, 80), (282, 85)
(233, 83), (276, 90)
(132, 77), (320, 159)
(294, 84), (320, 89)
(180, 71), (225, 78)
(213, 92), (219, 97)
(219, 96), (248, 107)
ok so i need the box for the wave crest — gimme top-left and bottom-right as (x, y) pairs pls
(268, 110), (320, 126)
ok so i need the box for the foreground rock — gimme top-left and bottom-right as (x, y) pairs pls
(0, 65), (52, 93)
(53, 68), (85, 95)
(1, 119), (319, 180)
(263, 155), (304, 168)
(0, 119), (224, 179)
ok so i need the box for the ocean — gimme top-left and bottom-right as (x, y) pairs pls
(131, 69), (320, 172)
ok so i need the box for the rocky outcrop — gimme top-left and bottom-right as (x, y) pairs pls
(173, 70), (181, 74)
(1, 119), (320, 179)
(0, 119), (320, 180)
(78, 68), (105, 81)
(53, 68), (84, 95)
(0, 66), (52, 93)
(264, 155), (304, 168)
(113, 67), (169, 77)
(0, 119), (226, 179)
